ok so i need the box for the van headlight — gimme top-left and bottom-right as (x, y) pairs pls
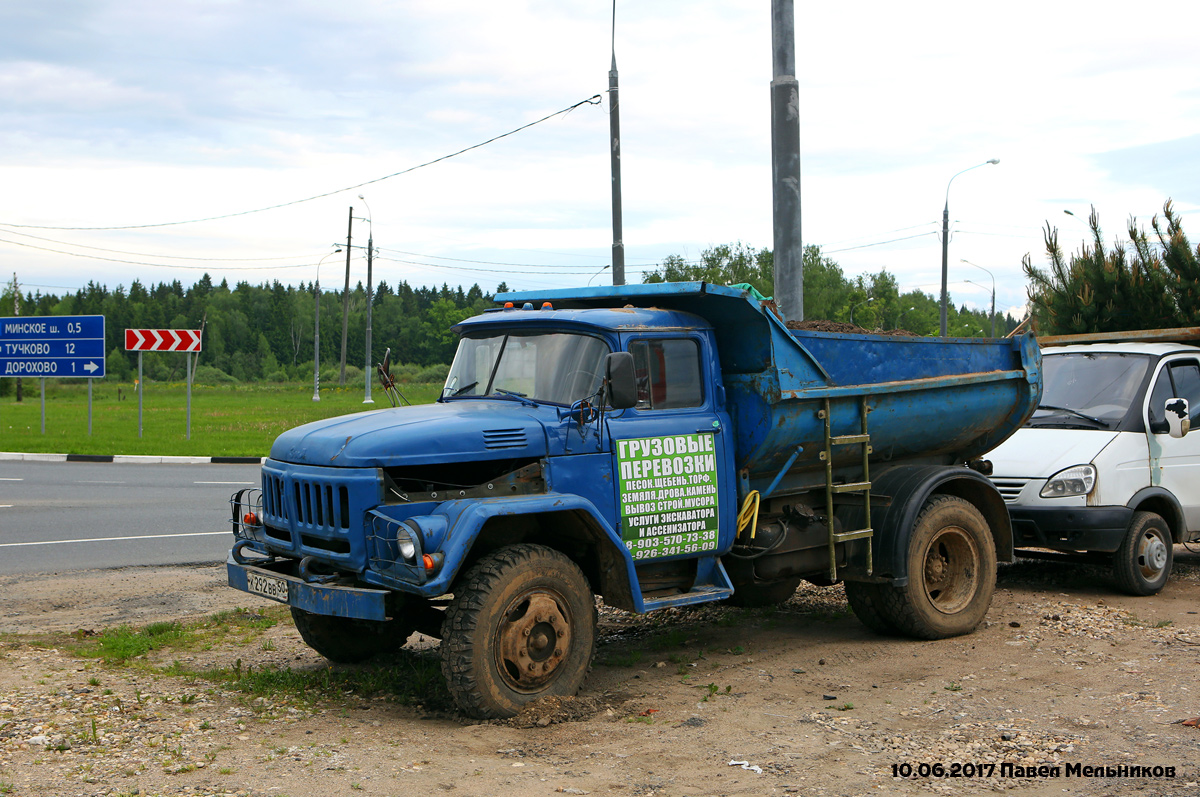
(1040, 464), (1096, 498)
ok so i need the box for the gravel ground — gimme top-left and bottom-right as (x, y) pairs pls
(2, 551), (1200, 796)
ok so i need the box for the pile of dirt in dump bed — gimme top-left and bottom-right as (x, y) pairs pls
(786, 318), (920, 336)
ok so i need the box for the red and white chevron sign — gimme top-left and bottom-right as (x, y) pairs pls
(124, 328), (203, 352)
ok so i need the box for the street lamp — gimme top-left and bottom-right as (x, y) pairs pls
(358, 194), (375, 405)
(960, 259), (996, 337)
(588, 264), (611, 286)
(850, 296), (874, 326)
(940, 159), (999, 337)
(897, 305), (917, 329)
(313, 247), (343, 402)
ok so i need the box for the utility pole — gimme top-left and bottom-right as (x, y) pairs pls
(339, 206), (353, 385)
(770, 0), (803, 322)
(608, 2), (625, 286)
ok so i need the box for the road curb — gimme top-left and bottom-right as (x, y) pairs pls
(0, 452), (265, 464)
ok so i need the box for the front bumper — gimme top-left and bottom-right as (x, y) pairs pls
(1009, 506), (1133, 553)
(226, 555), (390, 621)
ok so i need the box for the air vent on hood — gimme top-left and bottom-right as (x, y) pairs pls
(483, 428), (527, 450)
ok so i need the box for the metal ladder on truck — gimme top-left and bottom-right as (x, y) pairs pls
(819, 395), (874, 580)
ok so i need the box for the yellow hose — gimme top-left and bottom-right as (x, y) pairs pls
(737, 490), (761, 541)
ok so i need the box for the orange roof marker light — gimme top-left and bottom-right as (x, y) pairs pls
(503, 301), (514, 309)
(541, 302), (553, 310)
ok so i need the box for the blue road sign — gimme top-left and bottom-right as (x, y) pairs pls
(1, 315), (106, 378)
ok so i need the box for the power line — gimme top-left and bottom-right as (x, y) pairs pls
(0, 235), (325, 271)
(0, 94), (603, 232)
(0, 227), (317, 262)
(821, 231), (939, 254)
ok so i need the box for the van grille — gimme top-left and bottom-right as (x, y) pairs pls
(991, 478), (1030, 503)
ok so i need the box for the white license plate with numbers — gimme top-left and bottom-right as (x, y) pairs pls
(247, 571), (289, 602)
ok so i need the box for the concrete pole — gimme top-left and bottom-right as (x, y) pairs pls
(364, 237), (374, 404)
(609, 53), (625, 286)
(313, 275), (321, 401)
(339, 206), (353, 385)
(771, 0), (803, 322)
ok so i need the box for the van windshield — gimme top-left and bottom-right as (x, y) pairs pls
(443, 331), (609, 406)
(1029, 352), (1150, 429)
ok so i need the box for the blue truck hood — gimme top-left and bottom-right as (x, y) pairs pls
(269, 401), (548, 467)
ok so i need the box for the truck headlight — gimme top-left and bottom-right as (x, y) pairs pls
(1040, 464), (1096, 498)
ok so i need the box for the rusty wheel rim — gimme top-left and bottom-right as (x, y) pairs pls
(494, 590), (573, 693)
(921, 525), (980, 615)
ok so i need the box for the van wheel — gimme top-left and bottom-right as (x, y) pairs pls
(290, 608), (413, 663)
(1113, 511), (1173, 595)
(441, 544), (596, 719)
(872, 495), (996, 639)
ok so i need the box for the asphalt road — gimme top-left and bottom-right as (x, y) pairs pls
(0, 461), (259, 574)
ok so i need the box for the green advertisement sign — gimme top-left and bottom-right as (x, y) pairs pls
(616, 433), (720, 561)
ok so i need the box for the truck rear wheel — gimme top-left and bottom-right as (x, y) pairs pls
(290, 608), (414, 664)
(843, 581), (892, 634)
(727, 576), (803, 608)
(440, 544), (596, 719)
(1113, 511), (1173, 596)
(865, 495), (996, 639)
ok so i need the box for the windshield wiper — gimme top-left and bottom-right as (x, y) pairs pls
(1035, 404), (1106, 425)
(491, 388), (537, 406)
(447, 381), (478, 397)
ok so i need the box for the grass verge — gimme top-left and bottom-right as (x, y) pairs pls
(65, 608), (452, 711)
(0, 379), (443, 457)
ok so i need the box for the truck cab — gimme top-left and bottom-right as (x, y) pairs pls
(987, 339), (1200, 594)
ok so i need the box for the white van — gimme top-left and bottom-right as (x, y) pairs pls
(986, 337), (1200, 595)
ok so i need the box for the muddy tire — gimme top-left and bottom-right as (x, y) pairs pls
(868, 495), (996, 639)
(1113, 511), (1173, 596)
(440, 544), (596, 719)
(290, 608), (413, 664)
(727, 576), (803, 608)
(843, 581), (893, 634)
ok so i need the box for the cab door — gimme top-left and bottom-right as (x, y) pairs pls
(604, 335), (736, 565)
(1145, 356), (1200, 532)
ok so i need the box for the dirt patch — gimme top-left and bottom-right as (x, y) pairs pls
(2, 553), (1200, 796)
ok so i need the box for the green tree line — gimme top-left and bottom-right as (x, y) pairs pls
(2, 274), (501, 392)
(643, 242), (1019, 337)
(2, 239), (1022, 399)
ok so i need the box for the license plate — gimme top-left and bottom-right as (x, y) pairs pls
(246, 571), (289, 603)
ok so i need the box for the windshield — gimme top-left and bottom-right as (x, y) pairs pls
(443, 331), (609, 405)
(1029, 352), (1151, 429)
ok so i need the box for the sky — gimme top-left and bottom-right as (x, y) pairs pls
(2, 0), (1199, 324)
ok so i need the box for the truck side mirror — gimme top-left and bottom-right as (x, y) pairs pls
(605, 352), (638, 409)
(1165, 398), (1190, 438)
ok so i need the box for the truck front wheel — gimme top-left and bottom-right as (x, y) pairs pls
(440, 544), (596, 719)
(1113, 511), (1173, 596)
(290, 608), (414, 664)
(853, 495), (996, 639)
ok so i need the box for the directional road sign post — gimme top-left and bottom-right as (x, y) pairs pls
(1, 315), (106, 435)
(125, 328), (203, 439)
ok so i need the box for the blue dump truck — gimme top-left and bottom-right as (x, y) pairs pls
(227, 282), (1041, 718)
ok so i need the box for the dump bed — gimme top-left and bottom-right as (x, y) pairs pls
(499, 282), (1042, 493)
